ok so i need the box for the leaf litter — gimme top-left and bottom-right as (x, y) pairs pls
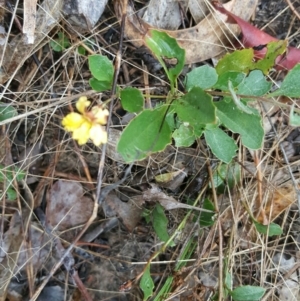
(0, 0), (300, 300)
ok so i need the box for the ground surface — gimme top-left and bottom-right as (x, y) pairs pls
(0, 1), (300, 301)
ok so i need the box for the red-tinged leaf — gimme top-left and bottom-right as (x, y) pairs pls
(212, 1), (300, 70)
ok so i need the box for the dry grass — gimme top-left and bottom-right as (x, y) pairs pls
(0, 0), (299, 300)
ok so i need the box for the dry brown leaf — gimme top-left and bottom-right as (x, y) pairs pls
(46, 180), (93, 231)
(256, 184), (296, 223)
(114, 0), (257, 64)
(102, 192), (143, 231)
(0, 0), (63, 84)
(141, 184), (213, 212)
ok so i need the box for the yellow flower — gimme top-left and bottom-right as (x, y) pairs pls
(62, 97), (109, 146)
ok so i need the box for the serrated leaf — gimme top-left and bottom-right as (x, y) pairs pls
(215, 99), (264, 150)
(174, 87), (216, 129)
(254, 221), (283, 236)
(140, 265), (154, 301)
(199, 199), (215, 227)
(230, 285), (266, 301)
(269, 64), (300, 97)
(88, 55), (114, 83)
(152, 203), (175, 246)
(0, 103), (17, 122)
(172, 123), (197, 147)
(213, 71), (246, 91)
(237, 70), (271, 96)
(216, 49), (254, 75)
(120, 87), (144, 113)
(204, 126), (238, 163)
(117, 106), (172, 162)
(89, 78), (112, 92)
(185, 65), (218, 91)
(145, 30), (185, 89)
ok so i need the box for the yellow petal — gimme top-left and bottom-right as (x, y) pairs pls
(62, 112), (85, 131)
(72, 121), (91, 145)
(76, 96), (91, 114)
(92, 107), (109, 125)
(89, 124), (108, 146)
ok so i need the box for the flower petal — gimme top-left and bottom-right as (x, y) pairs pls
(62, 112), (85, 131)
(92, 107), (109, 125)
(89, 124), (108, 146)
(76, 96), (91, 114)
(72, 121), (91, 145)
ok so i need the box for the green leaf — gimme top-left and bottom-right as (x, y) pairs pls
(120, 87), (144, 113)
(117, 106), (172, 162)
(152, 276), (173, 301)
(172, 123), (197, 147)
(254, 40), (287, 74)
(199, 199), (216, 227)
(269, 64), (300, 97)
(77, 46), (86, 55)
(237, 70), (271, 96)
(213, 72), (245, 91)
(185, 65), (218, 91)
(174, 87), (216, 129)
(204, 126), (238, 163)
(0, 103), (17, 121)
(228, 81), (255, 114)
(152, 203), (175, 246)
(290, 104), (300, 126)
(215, 99), (264, 150)
(230, 285), (266, 301)
(216, 49), (254, 75)
(50, 32), (70, 52)
(6, 188), (17, 201)
(89, 78), (112, 92)
(140, 265), (154, 300)
(254, 221), (283, 236)
(145, 30), (185, 89)
(88, 55), (114, 83)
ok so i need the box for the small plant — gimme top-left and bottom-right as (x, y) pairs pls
(0, 164), (25, 201)
(50, 32), (70, 52)
(61, 29), (300, 300)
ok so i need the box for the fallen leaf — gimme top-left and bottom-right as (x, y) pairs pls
(256, 184), (296, 223)
(114, 0), (257, 64)
(46, 180), (94, 231)
(141, 184), (214, 212)
(212, 1), (300, 70)
(102, 192), (143, 231)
